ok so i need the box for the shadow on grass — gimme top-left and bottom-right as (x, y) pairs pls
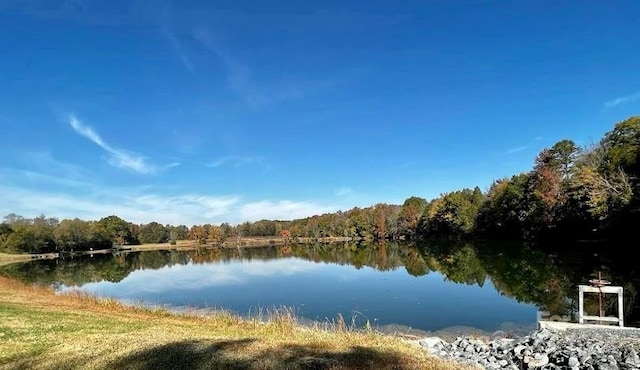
(108, 338), (424, 370)
(108, 339), (256, 370)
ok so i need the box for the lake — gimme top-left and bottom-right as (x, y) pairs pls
(2, 240), (636, 336)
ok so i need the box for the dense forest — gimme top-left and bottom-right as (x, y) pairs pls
(1, 116), (638, 254)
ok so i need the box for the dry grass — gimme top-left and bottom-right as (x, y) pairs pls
(0, 277), (464, 370)
(125, 240), (194, 251)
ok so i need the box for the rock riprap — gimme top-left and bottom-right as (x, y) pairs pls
(418, 327), (640, 369)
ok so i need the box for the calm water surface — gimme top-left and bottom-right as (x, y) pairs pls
(1, 242), (548, 335)
(76, 254), (536, 333)
(6, 241), (638, 335)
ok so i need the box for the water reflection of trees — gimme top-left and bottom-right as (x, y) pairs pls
(2, 241), (639, 326)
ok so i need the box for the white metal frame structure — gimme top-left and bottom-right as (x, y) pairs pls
(578, 285), (624, 327)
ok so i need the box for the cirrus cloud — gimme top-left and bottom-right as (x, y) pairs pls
(68, 114), (179, 174)
(604, 91), (640, 108)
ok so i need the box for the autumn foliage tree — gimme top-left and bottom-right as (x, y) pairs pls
(188, 225), (206, 245)
(397, 197), (427, 239)
(281, 229), (291, 239)
(421, 188), (484, 237)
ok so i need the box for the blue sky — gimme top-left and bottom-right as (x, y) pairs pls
(1, 0), (639, 225)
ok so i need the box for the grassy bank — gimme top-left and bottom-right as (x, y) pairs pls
(0, 277), (462, 370)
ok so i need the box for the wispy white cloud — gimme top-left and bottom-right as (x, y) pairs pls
(604, 91), (640, 108)
(164, 29), (195, 73)
(207, 155), (265, 169)
(161, 2), (195, 74)
(240, 200), (336, 222)
(190, 27), (336, 107)
(190, 27), (262, 104)
(0, 182), (239, 226)
(335, 187), (354, 196)
(505, 146), (528, 154)
(0, 169), (339, 225)
(133, 194), (239, 220)
(492, 145), (526, 157)
(68, 115), (176, 174)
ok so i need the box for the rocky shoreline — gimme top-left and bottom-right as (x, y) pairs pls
(418, 326), (640, 369)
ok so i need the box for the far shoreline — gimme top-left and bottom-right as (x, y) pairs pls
(0, 236), (361, 266)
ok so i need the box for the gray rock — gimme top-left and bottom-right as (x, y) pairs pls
(417, 327), (640, 370)
(596, 362), (619, 370)
(624, 348), (640, 367)
(524, 353), (549, 368)
(580, 353), (593, 364)
(498, 338), (516, 351)
(537, 329), (552, 339)
(418, 337), (446, 352)
(514, 344), (527, 355)
(568, 356), (579, 367)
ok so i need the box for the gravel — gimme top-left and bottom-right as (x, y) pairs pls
(418, 326), (640, 369)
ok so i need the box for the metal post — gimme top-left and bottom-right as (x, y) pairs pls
(578, 285), (584, 324)
(618, 291), (624, 327)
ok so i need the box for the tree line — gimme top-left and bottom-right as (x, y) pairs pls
(423, 116), (639, 242)
(257, 115), (640, 243)
(1, 116), (638, 253)
(279, 115), (639, 243)
(0, 215), (188, 254)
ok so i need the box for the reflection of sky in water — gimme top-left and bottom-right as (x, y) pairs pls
(67, 257), (537, 333)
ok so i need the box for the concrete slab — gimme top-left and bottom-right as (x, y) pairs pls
(539, 320), (640, 331)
